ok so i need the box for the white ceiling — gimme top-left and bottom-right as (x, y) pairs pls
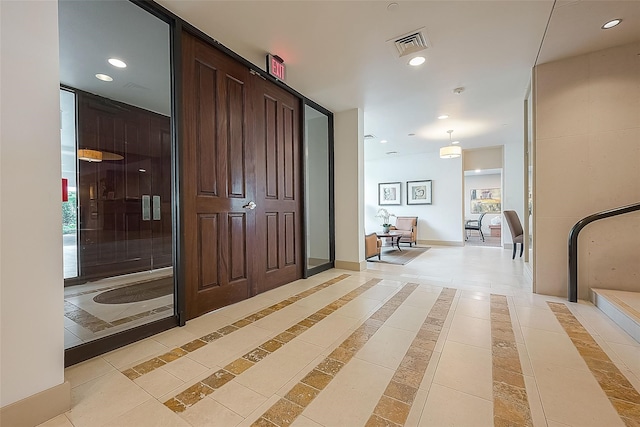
(60, 1), (640, 162)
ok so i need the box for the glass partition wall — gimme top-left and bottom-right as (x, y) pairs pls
(304, 103), (334, 275)
(59, 0), (176, 352)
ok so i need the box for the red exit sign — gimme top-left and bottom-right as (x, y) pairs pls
(267, 54), (285, 81)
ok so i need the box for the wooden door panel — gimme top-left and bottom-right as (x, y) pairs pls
(228, 212), (248, 281)
(282, 104), (295, 200)
(264, 95), (279, 199)
(227, 76), (248, 198)
(183, 32), (255, 319)
(198, 214), (220, 289)
(265, 212), (279, 271)
(254, 81), (302, 293)
(196, 61), (218, 196)
(284, 212), (296, 266)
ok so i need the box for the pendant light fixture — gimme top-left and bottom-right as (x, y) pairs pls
(440, 129), (461, 159)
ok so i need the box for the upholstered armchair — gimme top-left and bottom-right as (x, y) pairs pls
(390, 216), (418, 247)
(365, 233), (382, 260)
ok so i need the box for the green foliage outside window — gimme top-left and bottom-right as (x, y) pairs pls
(62, 191), (77, 234)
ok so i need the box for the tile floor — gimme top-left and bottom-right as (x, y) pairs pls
(64, 268), (175, 348)
(42, 245), (640, 427)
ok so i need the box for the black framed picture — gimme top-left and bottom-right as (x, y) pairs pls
(378, 182), (401, 205)
(407, 180), (432, 205)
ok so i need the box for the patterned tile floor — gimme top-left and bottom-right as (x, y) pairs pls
(64, 268), (174, 348)
(43, 245), (640, 427)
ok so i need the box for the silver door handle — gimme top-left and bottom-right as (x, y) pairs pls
(152, 195), (161, 220)
(243, 201), (257, 210)
(142, 195), (151, 221)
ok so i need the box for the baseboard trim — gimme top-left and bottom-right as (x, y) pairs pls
(0, 381), (70, 427)
(335, 260), (366, 271)
(420, 240), (463, 247)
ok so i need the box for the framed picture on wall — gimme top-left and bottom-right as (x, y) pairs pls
(407, 180), (432, 205)
(470, 188), (501, 213)
(378, 182), (401, 205)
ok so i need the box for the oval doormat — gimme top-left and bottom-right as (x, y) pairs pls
(93, 277), (173, 304)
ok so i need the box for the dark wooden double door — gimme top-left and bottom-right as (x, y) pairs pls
(182, 32), (303, 319)
(77, 91), (172, 281)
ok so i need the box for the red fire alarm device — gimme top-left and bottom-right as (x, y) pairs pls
(266, 54), (285, 81)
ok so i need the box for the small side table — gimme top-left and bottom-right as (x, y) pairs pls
(375, 231), (403, 251)
(489, 225), (501, 237)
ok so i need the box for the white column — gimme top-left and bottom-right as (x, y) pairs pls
(333, 108), (365, 270)
(1, 0), (69, 421)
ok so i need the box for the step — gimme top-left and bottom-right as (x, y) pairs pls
(591, 288), (640, 344)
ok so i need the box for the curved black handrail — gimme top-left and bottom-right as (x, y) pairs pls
(568, 202), (640, 302)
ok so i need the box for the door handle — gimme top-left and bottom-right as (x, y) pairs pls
(142, 195), (151, 221)
(152, 195), (161, 220)
(243, 201), (257, 210)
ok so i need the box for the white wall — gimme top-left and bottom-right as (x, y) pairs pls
(464, 173), (502, 237)
(503, 142), (525, 243)
(0, 0), (65, 407)
(364, 151), (463, 244)
(535, 41), (640, 298)
(334, 109), (365, 267)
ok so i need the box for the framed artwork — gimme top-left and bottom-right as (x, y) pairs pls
(378, 182), (401, 205)
(407, 180), (432, 205)
(470, 188), (501, 213)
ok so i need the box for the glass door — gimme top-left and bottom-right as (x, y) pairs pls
(304, 103), (334, 275)
(59, 0), (175, 350)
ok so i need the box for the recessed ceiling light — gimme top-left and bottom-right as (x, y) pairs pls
(95, 73), (113, 82)
(602, 19), (622, 29)
(139, 168), (146, 173)
(409, 56), (426, 66)
(386, 151), (398, 155)
(380, 140), (388, 144)
(475, 169), (481, 173)
(452, 140), (460, 145)
(438, 115), (449, 120)
(108, 58), (127, 68)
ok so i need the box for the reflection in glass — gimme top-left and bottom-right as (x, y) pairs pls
(61, 89), (78, 279)
(304, 105), (331, 271)
(59, 0), (174, 349)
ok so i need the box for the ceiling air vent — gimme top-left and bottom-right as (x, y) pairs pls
(387, 28), (430, 58)
(123, 82), (150, 91)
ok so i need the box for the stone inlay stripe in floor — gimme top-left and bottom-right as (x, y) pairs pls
(65, 301), (174, 334)
(365, 287), (457, 427)
(122, 273), (351, 380)
(249, 283), (420, 427)
(548, 302), (640, 427)
(491, 294), (533, 427)
(163, 276), (379, 413)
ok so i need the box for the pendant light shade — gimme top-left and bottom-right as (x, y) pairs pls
(440, 145), (462, 158)
(77, 149), (124, 162)
(440, 129), (461, 159)
(78, 149), (103, 162)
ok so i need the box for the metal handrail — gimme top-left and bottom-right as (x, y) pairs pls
(568, 202), (640, 302)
